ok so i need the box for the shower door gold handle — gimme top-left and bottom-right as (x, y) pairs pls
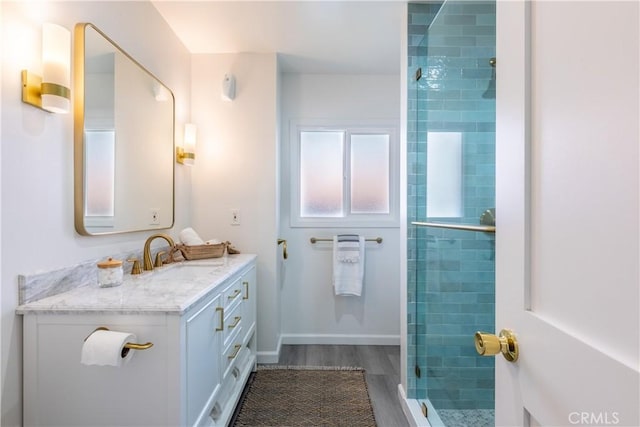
(475, 329), (519, 362)
(277, 239), (288, 260)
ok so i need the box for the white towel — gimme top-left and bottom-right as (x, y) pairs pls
(332, 235), (365, 296)
(336, 234), (361, 263)
(179, 227), (205, 245)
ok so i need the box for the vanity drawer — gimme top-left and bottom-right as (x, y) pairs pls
(222, 277), (243, 309)
(222, 338), (246, 380)
(223, 302), (242, 347)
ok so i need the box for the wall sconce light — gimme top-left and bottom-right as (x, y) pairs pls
(177, 123), (196, 165)
(21, 23), (71, 113)
(222, 73), (236, 101)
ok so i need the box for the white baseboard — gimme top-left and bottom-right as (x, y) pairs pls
(281, 333), (400, 346)
(256, 334), (283, 364)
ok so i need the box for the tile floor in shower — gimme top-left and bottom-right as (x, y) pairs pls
(437, 409), (494, 427)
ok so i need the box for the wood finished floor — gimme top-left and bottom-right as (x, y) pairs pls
(234, 344), (409, 427)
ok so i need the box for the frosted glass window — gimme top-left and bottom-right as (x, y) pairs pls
(351, 134), (390, 214)
(427, 132), (462, 217)
(300, 131), (344, 217)
(84, 130), (115, 217)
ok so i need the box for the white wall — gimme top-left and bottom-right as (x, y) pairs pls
(280, 74), (401, 345)
(190, 53), (281, 360)
(1, 2), (191, 425)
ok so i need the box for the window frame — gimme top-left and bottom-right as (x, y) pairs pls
(290, 119), (399, 228)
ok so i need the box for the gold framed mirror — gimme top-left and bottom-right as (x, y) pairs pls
(74, 23), (175, 235)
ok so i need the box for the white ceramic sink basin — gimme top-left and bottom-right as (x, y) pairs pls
(153, 263), (217, 280)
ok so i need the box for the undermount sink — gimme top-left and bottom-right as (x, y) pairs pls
(153, 263), (218, 280)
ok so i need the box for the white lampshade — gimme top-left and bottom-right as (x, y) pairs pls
(182, 123), (197, 166)
(41, 23), (70, 113)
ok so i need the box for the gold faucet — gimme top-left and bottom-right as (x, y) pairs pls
(143, 233), (175, 271)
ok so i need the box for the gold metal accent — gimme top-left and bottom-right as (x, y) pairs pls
(228, 289), (241, 300)
(242, 281), (249, 300)
(227, 344), (242, 360)
(475, 329), (519, 362)
(21, 71), (71, 111)
(143, 234), (175, 271)
(215, 307), (224, 331)
(154, 251), (166, 268)
(127, 258), (142, 275)
(421, 402), (428, 417)
(277, 239), (288, 260)
(124, 342), (154, 350)
(73, 23), (176, 236)
(176, 147), (195, 164)
(412, 221), (496, 233)
(41, 82), (70, 99)
(310, 237), (383, 244)
(22, 70), (43, 109)
(489, 57), (497, 67)
(85, 327), (154, 351)
(228, 316), (241, 329)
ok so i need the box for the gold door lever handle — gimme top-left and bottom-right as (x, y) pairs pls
(475, 329), (519, 362)
(277, 239), (288, 260)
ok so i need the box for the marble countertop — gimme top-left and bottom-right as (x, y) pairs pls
(16, 254), (256, 315)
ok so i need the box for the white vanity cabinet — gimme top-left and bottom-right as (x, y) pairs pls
(18, 255), (257, 427)
(186, 292), (224, 426)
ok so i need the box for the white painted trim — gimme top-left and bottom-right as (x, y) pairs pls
(289, 119), (400, 228)
(281, 333), (400, 346)
(256, 334), (283, 364)
(398, 385), (431, 427)
(399, 1), (409, 396)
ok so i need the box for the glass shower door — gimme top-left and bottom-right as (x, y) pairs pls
(407, 1), (496, 426)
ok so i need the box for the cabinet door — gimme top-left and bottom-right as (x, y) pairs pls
(186, 294), (223, 426)
(241, 265), (256, 343)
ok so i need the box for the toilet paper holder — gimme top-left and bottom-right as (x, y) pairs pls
(85, 327), (154, 357)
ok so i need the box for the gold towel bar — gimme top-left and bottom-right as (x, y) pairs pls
(310, 237), (383, 244)
(85, 327), (154, 350)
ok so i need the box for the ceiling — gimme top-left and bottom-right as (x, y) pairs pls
(151, 1), (404, 74)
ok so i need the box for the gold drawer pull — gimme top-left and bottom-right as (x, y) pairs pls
(228, 316), (241, 329)
(243, 281), (249, 300)
(215, 307), (224, 331)
(228, 289), (241, 300)
(227, 344), (242, 360)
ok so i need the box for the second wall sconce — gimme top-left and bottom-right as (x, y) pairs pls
(22, 23), (71, 113)
(176, 123), (196, 165)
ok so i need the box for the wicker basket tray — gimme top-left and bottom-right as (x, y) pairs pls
(176, 242), (226, 260)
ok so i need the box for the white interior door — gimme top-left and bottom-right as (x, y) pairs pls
(495, 1), (639, 426)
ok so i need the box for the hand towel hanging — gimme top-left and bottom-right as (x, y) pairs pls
(332, 235), (365, 296)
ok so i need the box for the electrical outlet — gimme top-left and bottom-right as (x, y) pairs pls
(230, 209), (241, 225)
(150, 209), (160, 225)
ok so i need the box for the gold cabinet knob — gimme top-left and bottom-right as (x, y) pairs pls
(475, 329), (519, 362)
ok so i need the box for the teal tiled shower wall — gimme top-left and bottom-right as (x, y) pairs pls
(407, 1), (496, 411)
